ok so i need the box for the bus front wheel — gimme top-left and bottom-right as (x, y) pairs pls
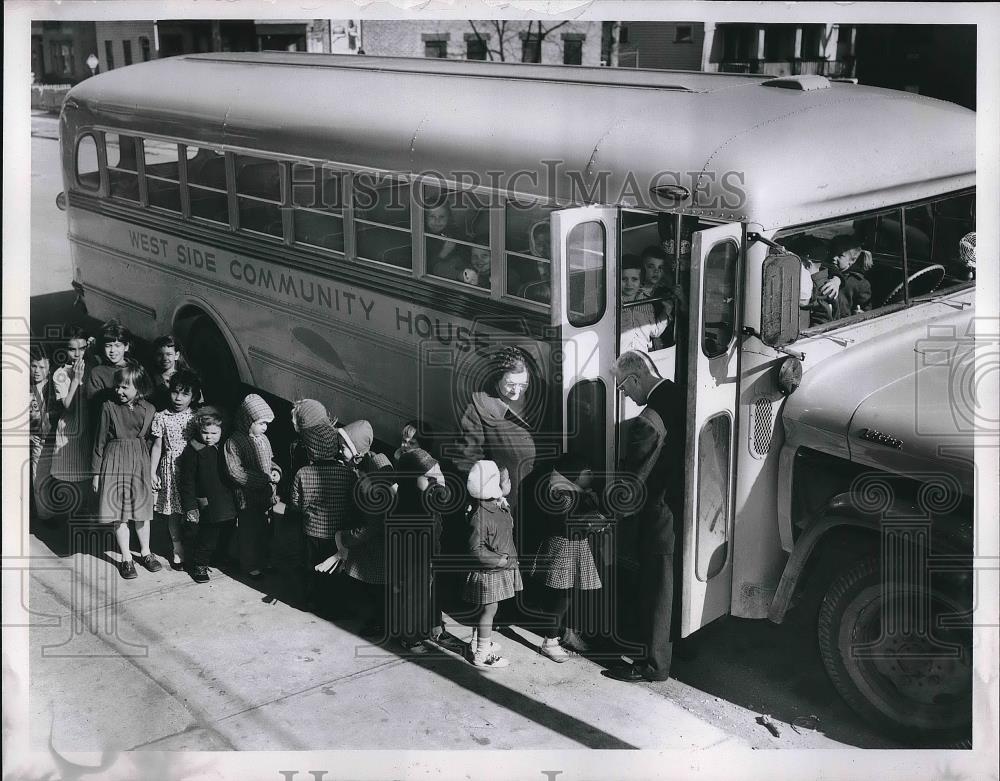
(817, 555), (972, 746)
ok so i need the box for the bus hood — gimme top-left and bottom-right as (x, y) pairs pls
(782, 304), (976, 495)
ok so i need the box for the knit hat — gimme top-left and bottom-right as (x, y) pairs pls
(234, 393), (274, 434)
(292, 399), (334, 432)
(468, 459), (502, 501)
(397, 447), (438, 476)
(300, 422), (340, 462)
(337, 419), (373, 460)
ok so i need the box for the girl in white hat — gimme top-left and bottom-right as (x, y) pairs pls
(463, 460), (522, 669)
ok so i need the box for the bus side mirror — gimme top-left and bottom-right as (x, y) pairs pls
(760, 252), (801, 347)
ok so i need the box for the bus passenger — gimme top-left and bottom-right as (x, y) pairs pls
(178, 407), (237, 584)
(43, 326), (94, 521)
(291, 401), (357, 613)
(92, 361), (160, 579)
(620, 256), (668, 353)
(822, 234), (873, 318)
(640, 246), (667, 299)
(789, 237), (834, 327)
(425, 202), (460, 270)
(463, 459), (521, 669)
(468, 246), (492, 289)
(224, 393), (276, 578)
(456, 346), (538, 533)
(149, 370), (200, 571)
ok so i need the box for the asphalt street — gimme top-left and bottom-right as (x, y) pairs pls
(23, 112), (899, 751)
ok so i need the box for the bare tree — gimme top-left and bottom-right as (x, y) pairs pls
(467, 19), (572, 62)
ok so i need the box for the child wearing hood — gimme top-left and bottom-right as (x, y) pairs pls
(290, 401), (358, 612)
(390, 447), (449, 655)
(223, 393), (275, 578)
(463, 459), (522, 670)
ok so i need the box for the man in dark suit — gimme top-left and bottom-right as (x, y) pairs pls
(605, 350), (683, 683)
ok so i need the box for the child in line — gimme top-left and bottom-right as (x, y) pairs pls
(150, 370), (201, 570)
(149, 335), (183, 411)
(87, 320), (133, 424)
(29, 349), (56, 484)
(178, 407), (237, 584)
(390, 446), (448, 654)
(45, 327), (93, 520)
(92, 361), (160, 579)
(531, 455), (609, 662)
(317, 452), (396, 637)
(224, 394), (276, 578)
(290, 401), (357, 612)
(463, 459), (521, 670)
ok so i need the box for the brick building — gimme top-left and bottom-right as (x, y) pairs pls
(359, 20), (602, 65)
(31, 21), (98, 84)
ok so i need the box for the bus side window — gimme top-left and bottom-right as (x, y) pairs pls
(291, 162), (345, 254)
(105, 133), (140, 202)
(235, 154), (283, 239)
(75, 134), (100, 192)
(422, 184), (491, 289)
(144, 139), (182, 213)
(186, 147), (228, 225)
(353, 174), (412, 270)
(504, 200), (553, 304)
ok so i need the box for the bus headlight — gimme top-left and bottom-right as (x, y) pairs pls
(777, 356), (802, 396)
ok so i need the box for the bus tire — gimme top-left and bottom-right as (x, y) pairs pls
(182, 316), (242, 405)
(817, 555), (972, 746)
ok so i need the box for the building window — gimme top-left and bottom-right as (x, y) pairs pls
(764, 25), (795, 60)
(104, 40), (115, 70)
(522, 34), (542, 63)
(466, 37), (488, 60)
(424, 40), (448, 58)
(140, 37), (151, 61)
(123, 40), (133, 66)
(675, 25), (694, 43)
(563, 38), (583, 65)
(50, 41), (75, 75)
(800, 25), (824, 59)
(722, 25), (756, 63)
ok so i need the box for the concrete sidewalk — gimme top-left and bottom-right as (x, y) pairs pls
(26, 530), (747, 752)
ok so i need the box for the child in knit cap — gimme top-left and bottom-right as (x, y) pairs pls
(390, 446), (449, 655)
(223, 393), (275, 577)
(290, 399), (356, 614)
(336, 419), (375, 473)
(289, 399), (338, 477)
(463, 459), (522, 670)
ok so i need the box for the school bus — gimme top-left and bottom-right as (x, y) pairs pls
(59, 53), (976, 743)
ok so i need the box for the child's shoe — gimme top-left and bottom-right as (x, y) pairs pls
(560, 628), (591, 654)
(191, 566), (210, 584)
(118, 559), (137, 579)
(539, 637), (571, 663)
(470, 628), (501, 653)
(471, 645), (510, 670)
(137, 554), (163, 573)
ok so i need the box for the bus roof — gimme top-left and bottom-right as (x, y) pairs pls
(64, 52), (976, 228)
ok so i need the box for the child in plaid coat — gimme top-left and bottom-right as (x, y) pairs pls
(463, 459), (522, 670)
(290, 401), (357, 612)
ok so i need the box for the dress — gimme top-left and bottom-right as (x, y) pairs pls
(151, 408), (195, 515)
(463, 499), (523, 605)
(529, 472), (604, 590)
(92, 399), (155, 523)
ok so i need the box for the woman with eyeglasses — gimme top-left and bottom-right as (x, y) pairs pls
(455, 346), (539, 534)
